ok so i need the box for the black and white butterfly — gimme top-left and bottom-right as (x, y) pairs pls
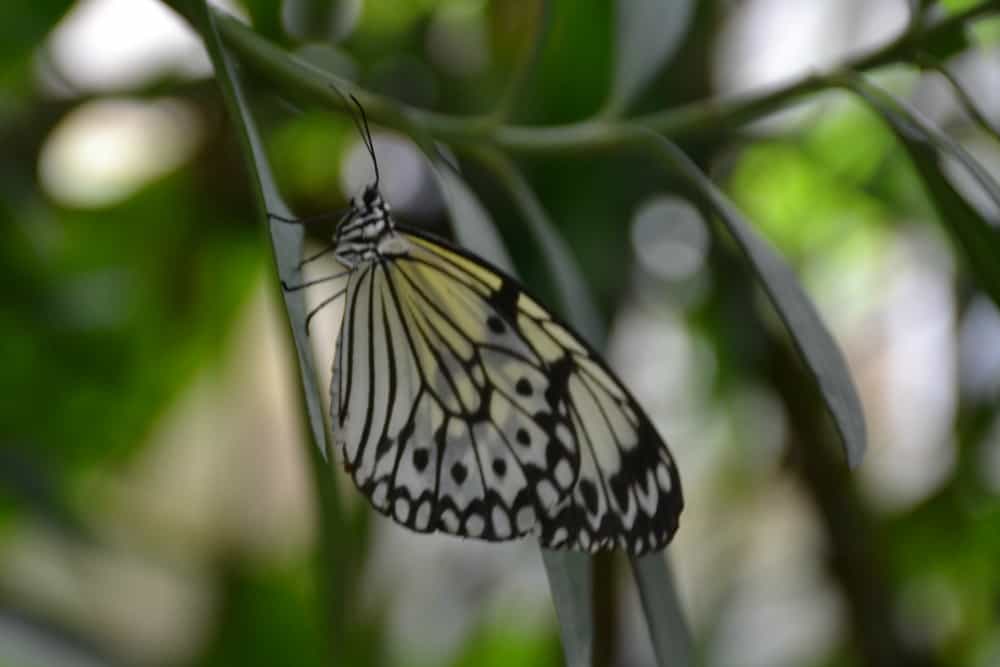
(280, 97), (682, 555)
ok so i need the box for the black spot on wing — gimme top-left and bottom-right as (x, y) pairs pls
(579, 479), (599, 516)
(376, 436), (393, 460)
(488, 279), (520, 320)
(413, 448), (429, 472)
(544, 356), (575, 406)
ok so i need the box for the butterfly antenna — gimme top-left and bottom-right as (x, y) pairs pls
(350, 93), (380, 188)
(327, 82), (380, 189)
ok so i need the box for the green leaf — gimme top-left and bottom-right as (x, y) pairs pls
(0, 446), (86, 540)
(239, 0), (284, 41)
(605, 0), (694, 114)
(838, 73), (1000, 310)
(543, 551), (594, 667)
(197, 6), (331, 464)
(474, 150), (606, 346)
(491, 0), (550, 119)
(0, 604), (121, 667)
(282, 0), (358, 43)
(920, 57), (1000, 145)
(448, 619), (561, 667)
(194, 564), (328, 667)
(432, 159), (517, 274)
(647, 134), (868, 468)
(631, 555), (693, 666)
(0, 0), (72, 62)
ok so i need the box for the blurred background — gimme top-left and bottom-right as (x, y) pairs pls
(2, 1), (1000, 665)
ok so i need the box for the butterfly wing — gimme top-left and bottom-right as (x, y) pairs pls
(331, 226), (683, 553)
(330, 242), (578, 541)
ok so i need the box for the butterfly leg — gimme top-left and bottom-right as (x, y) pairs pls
(298, 243), (336, 269)
(281, 269), (351, 292)
(267, 210), (348, 226)
(305, 288), (347, 335)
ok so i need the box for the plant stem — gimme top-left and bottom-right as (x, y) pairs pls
(192, 0), (1000, 155)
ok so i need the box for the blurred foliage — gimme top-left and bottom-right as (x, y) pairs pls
(2, 1), (1000, 667)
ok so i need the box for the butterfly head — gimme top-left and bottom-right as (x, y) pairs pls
(330, 89), (405, 266)
(333, 184), (394, 266)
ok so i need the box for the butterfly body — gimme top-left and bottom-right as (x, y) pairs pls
(316, 182), (683, 555)
(333, 185), (406, 266)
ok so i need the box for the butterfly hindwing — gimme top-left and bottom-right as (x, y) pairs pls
(397, 228), (683, 553)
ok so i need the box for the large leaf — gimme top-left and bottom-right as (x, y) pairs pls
(647, 134), (867, 468)
(838, 73), (1000, 310)
(605, 0), (694, 114)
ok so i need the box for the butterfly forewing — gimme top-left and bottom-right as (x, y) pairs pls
(331, 237), (579, 541)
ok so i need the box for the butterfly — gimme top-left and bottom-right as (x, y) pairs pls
(278, 96), (683, 555)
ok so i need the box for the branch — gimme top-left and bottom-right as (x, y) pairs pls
(637, 0), (1000, 138)
(164, 0), (1000, 156)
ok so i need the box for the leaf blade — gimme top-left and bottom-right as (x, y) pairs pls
(838, 73), (1000, 309)
(606, 0), (694, 114)
(647, 135), (867, 468)
(473, 150), (606, 346)
(631, 555), (693, 667)
(190, 2), (350, 655)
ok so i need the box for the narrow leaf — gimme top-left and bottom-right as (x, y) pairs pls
(240, 0), (284, 41)
(631, 555), (693, 667)
(648, 134), (868, 468)
(492, 0), (551, 120)
(922, 58), (1000, 144)
(606, 0), (694, 114)
(543, 550), (594, 667)
(192, 0), (348, 652)
(474, 149), (606, 346)
(282, 0), (357, 43)
(198, 6), (332, 463)
(839, 73), (1000, 309)
(433, 159), (517, 274)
